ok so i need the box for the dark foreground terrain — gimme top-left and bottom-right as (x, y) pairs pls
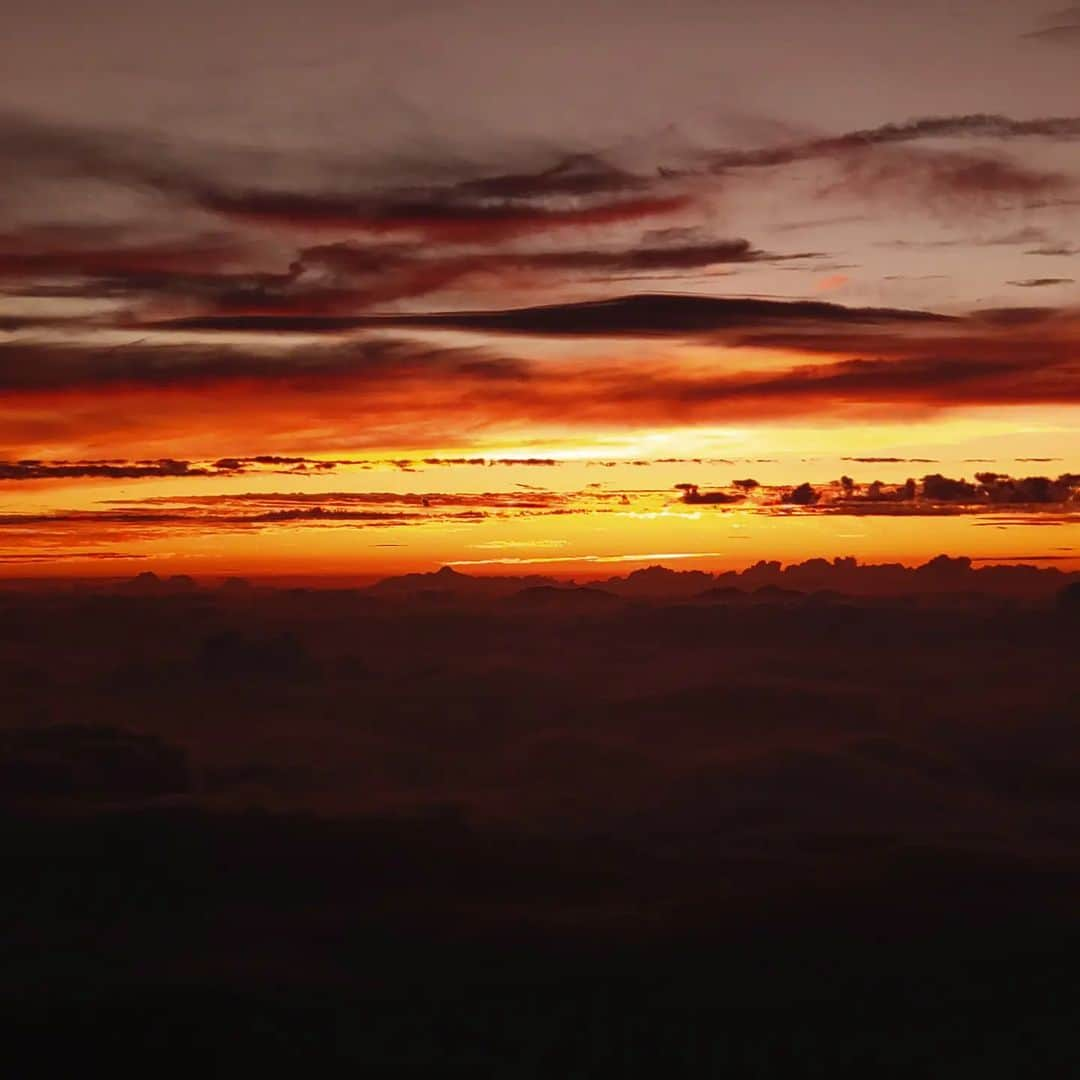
(3, 562), (1079, 1073)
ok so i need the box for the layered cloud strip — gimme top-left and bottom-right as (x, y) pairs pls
(2, 466), (1077, 577)
(3, 107), (1080, 457)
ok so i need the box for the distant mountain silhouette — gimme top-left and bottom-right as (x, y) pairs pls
(118, 571), (198, 595)
(601, 565), (716, 598)
(103, 555), (1079, 605)
(368, 564), (563, 597)
(363, 556), (1079, 602)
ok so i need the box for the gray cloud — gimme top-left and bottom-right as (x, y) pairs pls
(1007, 277), (1076, 287)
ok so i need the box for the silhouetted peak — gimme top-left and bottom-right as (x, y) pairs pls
(628, 564), (678, 579)
(370, 565), (562, 597)
(918, 554), (973, 575)
(119, 571), (166, 594)
(365, 555), (1076, 601)
(607, 563), (715, 596)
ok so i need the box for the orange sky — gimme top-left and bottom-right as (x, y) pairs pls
(3, 1), (1080, 576)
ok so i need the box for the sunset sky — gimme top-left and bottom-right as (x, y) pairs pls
(2, 0), (1079, 577)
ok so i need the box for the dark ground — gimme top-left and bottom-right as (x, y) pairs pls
(2, 568), (1079, 1073)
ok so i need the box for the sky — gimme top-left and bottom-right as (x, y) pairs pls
(1, 0), (1079, 577)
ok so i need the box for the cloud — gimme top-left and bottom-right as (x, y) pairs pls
(0, 111), (701, 256)
(31, 491), (586, 552)
(1006, 278), (1075, 288)
(0, 457), (303, 484)
(0, 109), (214, 198)
(0, 228), (252, 280)
(196, 190), (693, 242)
(4, 478), (1076, 567)
(243, 507), (440, 523)
(842, 457), (938, 464)
(0, 231), (818, 316)
(3, 302), (1079, 455)
(1026, 243), (1080, 256)
(0, 455), (388, 481)
(0, 551), (148, 562)
(3, 263), (1080, 462)
(821, 151), (1071, 206)
(781, 482), (821, 505)
(1, 109), (1075, 362)
(196, 121), (1078, 240)
(306, 235), (816, 280)
(281, 292), (954, 339)
(1022, 25), (1080, 45)
(0, 113), (597, 214)
(691, 114), (1080, 210)
(701, 114), (1080, 171)
(0, 453), (780, 484)
(7, 109), (1078, 255)
(675, 483), (744, 505)
(0, 458), (226, 480)
(820, 472), (1080, 510)
(167, 238), (820, 313)
(451, 153), (651, 200)
(0, 336), (526, 392)
(667, 473), (1080, 515)
(0, 492), (522, 546)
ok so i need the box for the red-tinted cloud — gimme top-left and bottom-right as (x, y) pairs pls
(196, 190), (693, 241)
(701, 114), (1080, 170)
(149, 292), (952, 337)
(2, 292), (1079, 457)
